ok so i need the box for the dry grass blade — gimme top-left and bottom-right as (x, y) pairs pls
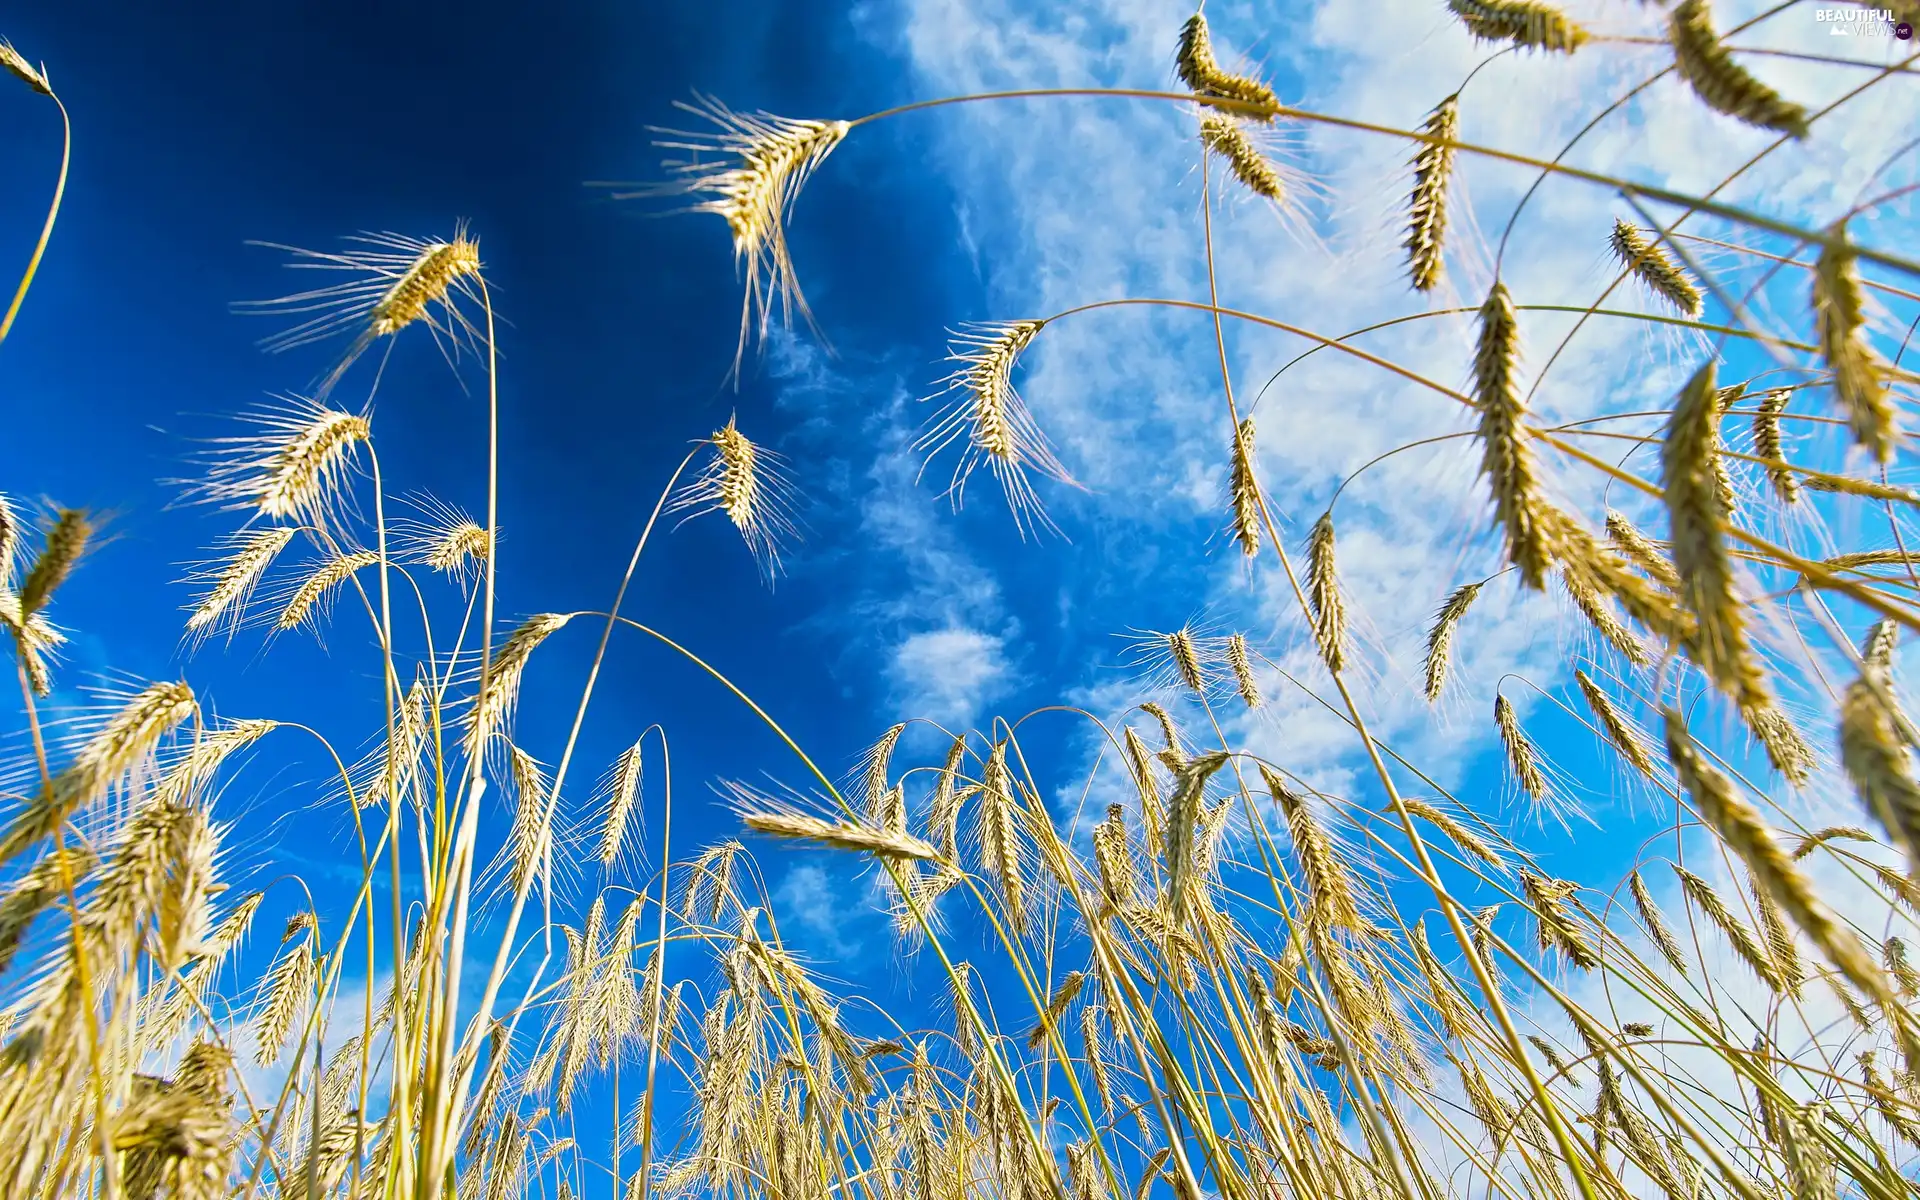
(1228, 417), (1261, 557)
(1305, 512), (1348, 673)
(1474, 282), (1557, 589)
(1200, 115), (1284, 202)
(0, 39), (51, 95)
(1814, 223), (1897, 462)
(1662, 360), (1766, 710)
(1446, 0), (1588, 51)
(740, 810), (940, 861)
(1404, 95), (1457, 293)
(1665, 709), (1891, 1007)
(1423, 580), (1482, 703)
(1610, 221), (1703, 318)
(1668, 0), (1809, 137)
(1751, 388), (1799, 503)
(1573, 669), (1654, 776)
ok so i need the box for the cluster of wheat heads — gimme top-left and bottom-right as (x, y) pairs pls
(3, 2), (1920, 1199)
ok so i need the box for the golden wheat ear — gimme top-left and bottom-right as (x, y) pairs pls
(667, 416), (799, 581)
(1446, 0), (1588, 52)
(0, 39), (49, 96)
(628, 97), (850, 374)
(235, 228), (484, 396)
(1609, 221), (1703, 318)
(915, 320), (1078, 540)
(1668, 0), (1809, 138)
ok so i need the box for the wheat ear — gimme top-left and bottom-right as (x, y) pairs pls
(1814, 223), (1897, 462)
(1666, 709), (1892, 1007)
(277, 549), (378, 631)
(1840, 671), (1920, 874)
(1474, 282), (1557, 589)
(1751, 388), (1799, 502)
(1604, 510), (1680, 591)
(1610, 220), (1703, 318)
(19, 508), (89, 616)
(1174, 12), (1279, 116)
(1447, 0), (1588, 51)
(0, 39), (51, 95)
(1662, 361), (1766, 710)
(1305, 512), (1348, 673)
(597, 739), (646, 867)
(1495, 694), (1548, 804)
(1229, 417), (1261, 556)
(1200, 116), (1284, 201)
(1225, 633), (1261, 709)
(1629, 869), (1690, 976)
(1263, 766), (1361, 932)
(1422, 580), (1482, 703)
(1404, 95), (1458, 292)
(740, 811), (941, 861)
(1668, 0), (1810, 137)
(1574, 670), (1654, 777)
(186, 528), (296, 634)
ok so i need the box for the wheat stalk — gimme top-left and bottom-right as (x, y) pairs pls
(1604, 510), (1680, 591)
(1629, 869), (1690, 975)
(1562, 569), (1650, 667)
(0, 38), (50, 96)
(918, 320), (1074, 537)
(597, 738), (646, 867)
(1668, 0), (1810, 138)
(185, 528), (296, 634)
(1840, 670), (1920, 874)
(19, 507), (89, 616)
(653, 99), (849, 361)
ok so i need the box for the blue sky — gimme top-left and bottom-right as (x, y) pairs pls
(4, 0), (1919, 1188)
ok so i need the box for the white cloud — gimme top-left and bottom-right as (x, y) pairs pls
(887, 624), (1015, 727)
(774, 862), (862, 958)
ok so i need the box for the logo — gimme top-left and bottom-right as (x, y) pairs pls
(1817, 6), (1900, 35)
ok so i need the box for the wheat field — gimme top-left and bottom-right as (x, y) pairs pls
(2, 3), (1920, 1199)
